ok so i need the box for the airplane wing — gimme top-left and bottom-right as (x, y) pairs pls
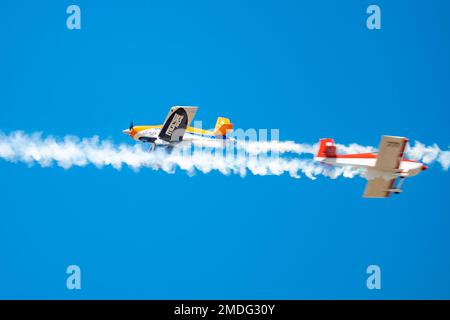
(362, 135), (408, 198)
(363, 177), (396, 198)
(374, 135), (408, 171)
(158, 106), (198, 142)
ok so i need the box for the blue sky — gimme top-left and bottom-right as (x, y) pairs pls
(0, 0), (449, 299)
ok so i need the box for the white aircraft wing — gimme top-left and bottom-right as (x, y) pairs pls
(158, 106), (198, 142)
(363, 177), (396, 198)
(374, 135), (408, 171)
(362, 135), (408, 198)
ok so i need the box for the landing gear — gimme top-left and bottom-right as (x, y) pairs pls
(166, 145), (174, 154)
(393, 177), (406, 194)
(397, 176), (405, 188)
(149, 143), (157, 152)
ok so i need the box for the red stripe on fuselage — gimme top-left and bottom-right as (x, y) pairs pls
(332, 152), (420, 164)
(334, 153), (377, 159)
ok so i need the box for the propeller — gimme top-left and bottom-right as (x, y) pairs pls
(123, 121), (134, 135)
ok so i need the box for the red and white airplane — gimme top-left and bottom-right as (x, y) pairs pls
(314, 136), (428, 198)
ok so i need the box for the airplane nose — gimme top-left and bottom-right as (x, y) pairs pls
(422, 165), (428, 171)
(122, 129), (131, 135)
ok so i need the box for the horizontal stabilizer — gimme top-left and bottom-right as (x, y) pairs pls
(214, 117), (233, 136)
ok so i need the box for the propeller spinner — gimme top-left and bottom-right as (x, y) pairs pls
(122, 121), (134, 135)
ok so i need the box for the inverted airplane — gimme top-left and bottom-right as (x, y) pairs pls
(122, 106), (234, 150)
(314, 136), (428, 198)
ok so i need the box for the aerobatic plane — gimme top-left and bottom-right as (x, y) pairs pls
(122, 106), (234, 150)
(314, 136), (428, 198)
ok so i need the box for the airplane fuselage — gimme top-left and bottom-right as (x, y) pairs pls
(125, 125), (235, 147)
(315, 154), (426, 177)
(313, 136), (429, 197)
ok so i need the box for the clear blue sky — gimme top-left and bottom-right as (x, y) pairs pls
(0, 0), (449, 299)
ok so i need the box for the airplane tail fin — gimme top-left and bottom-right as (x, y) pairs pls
(214, 117), (233, 136)
(316, 138), (337, 158)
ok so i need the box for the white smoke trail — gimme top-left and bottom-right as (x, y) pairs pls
(406, 141), (450, 170)
(0, 131), (448, 179)
(0, 131), (326, 179)
(236, 140), (316, 156)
